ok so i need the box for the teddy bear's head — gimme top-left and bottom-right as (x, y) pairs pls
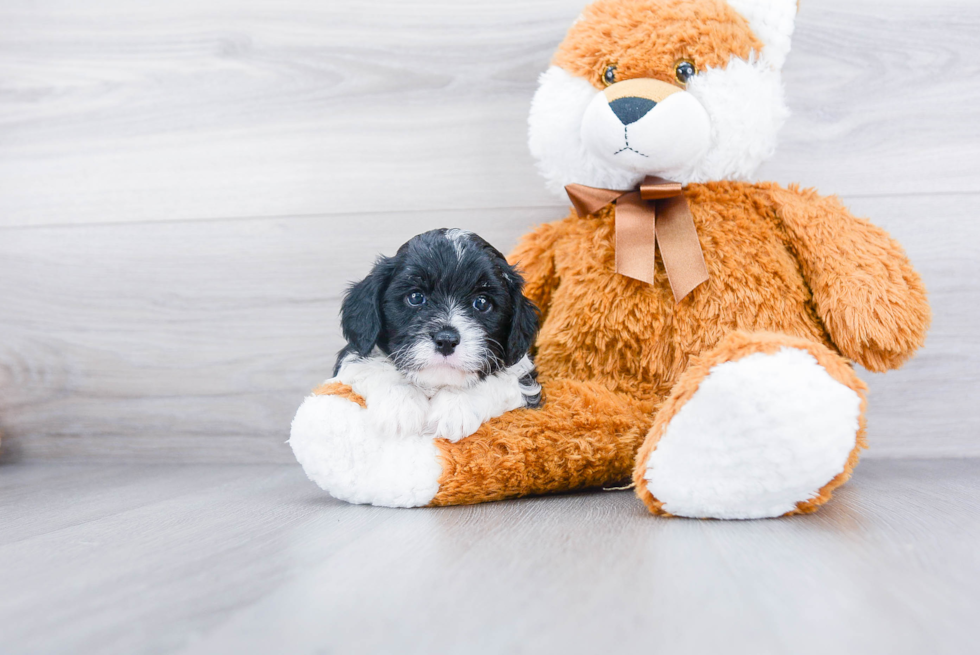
(529, 0), (797, 195)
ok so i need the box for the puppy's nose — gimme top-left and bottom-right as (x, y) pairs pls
(609, 97), (657, 125)
(433, 327), (461, 356)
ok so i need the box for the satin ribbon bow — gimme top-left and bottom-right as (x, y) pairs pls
(565, 176), (709, 303)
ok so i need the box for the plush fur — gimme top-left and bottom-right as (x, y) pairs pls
(530, 0), (787, 193)
(306, 0), (931, 518)
(638, 334), (865, 519)
(290, 230), (543, 505)
(291, 378), (444, 508)
(290, 352), (538, 507)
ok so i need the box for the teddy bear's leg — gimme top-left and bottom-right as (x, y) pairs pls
(292, 379), (656, 508)
(430, 378), (657, 506)
(290, 382), (444, 508)
(633, 332), (868, 520)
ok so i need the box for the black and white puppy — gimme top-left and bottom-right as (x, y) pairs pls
(332, 228), (541, 442)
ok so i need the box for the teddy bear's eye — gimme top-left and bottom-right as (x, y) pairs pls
(602, 64), (617, 87)
(674, 59), (698, 86)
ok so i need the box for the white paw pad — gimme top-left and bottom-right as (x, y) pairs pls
(289, 394), (442, 508)
(644, 348), (861, 519)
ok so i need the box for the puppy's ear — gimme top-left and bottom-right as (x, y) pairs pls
(340, 257), (394, 357)
(504, 270), (540, 367)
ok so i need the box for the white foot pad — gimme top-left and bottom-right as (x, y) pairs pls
(644, 348), (861, 519)
(290, 394), (442, 508)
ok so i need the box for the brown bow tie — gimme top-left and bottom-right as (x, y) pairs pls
(565, 176), (709, 303)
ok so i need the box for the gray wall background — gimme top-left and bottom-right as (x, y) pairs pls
(0, 0), (977, 463)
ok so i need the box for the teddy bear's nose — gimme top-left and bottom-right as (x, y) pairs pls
(609, 96), (657, 125)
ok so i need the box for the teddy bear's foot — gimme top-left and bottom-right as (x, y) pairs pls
(289, 382), (443, 508)
(634, 332), (868, 520)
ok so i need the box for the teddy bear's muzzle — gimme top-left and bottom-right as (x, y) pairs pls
(581, 80), (711, 178)
(603, 78), (684, 126)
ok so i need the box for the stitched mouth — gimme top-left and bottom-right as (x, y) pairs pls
(613, 126), (648, 158)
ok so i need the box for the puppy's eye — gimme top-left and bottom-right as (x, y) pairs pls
(472, 296), (492, 313)
(406, 292), (426, 307)
(602, 64), (617, 87)
(674, 59), (697, 86)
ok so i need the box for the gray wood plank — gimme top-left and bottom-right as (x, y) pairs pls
(0, 207), (553, 463)
(1, 460), (978, 655)
(848, 193), (980, 458)
(0, 464), (394, 655)
(0, 194), (975, 463)
(758, 0), (980, 196)
(0, 0), (977, 228)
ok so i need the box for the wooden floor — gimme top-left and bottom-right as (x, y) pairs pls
(2, 458), (978, 655)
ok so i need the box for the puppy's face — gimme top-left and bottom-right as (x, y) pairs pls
(338, 229), (539, 389)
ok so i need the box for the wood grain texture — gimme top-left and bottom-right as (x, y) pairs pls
(0, 194), (976, 463)
(1, 460), (979, 654)
(0, 0), (978, 227)
(0, 207), (553, 463)
(0, 0), (977, 462)
(848, 193), (980, 458)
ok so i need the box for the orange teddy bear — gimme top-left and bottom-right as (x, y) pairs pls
(291, 0), (930, 519)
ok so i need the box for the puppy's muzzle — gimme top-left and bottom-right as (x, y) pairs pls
(604, 78), (682, 126)
(433, 326), (461, 356)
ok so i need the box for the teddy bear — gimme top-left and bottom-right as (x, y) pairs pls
(291, 0), (930, 519)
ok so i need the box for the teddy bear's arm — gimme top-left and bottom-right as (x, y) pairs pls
(767, 184), (931, 372)
(507, 220), (563, 324)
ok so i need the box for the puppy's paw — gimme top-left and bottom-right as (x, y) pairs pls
(365, 384), (431, 437)
(426, 389), (484, 443)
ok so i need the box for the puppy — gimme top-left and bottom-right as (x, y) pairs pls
(332, 228), (541, 442)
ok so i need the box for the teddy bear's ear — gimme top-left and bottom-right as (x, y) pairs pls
(727, 0), (798, 69)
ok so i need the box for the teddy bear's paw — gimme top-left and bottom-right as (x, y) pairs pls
(641, 347), (863, 520)
(425, 388), (485, 443)
(333, 355), (431, 438)
(289, 392), (442, 508)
